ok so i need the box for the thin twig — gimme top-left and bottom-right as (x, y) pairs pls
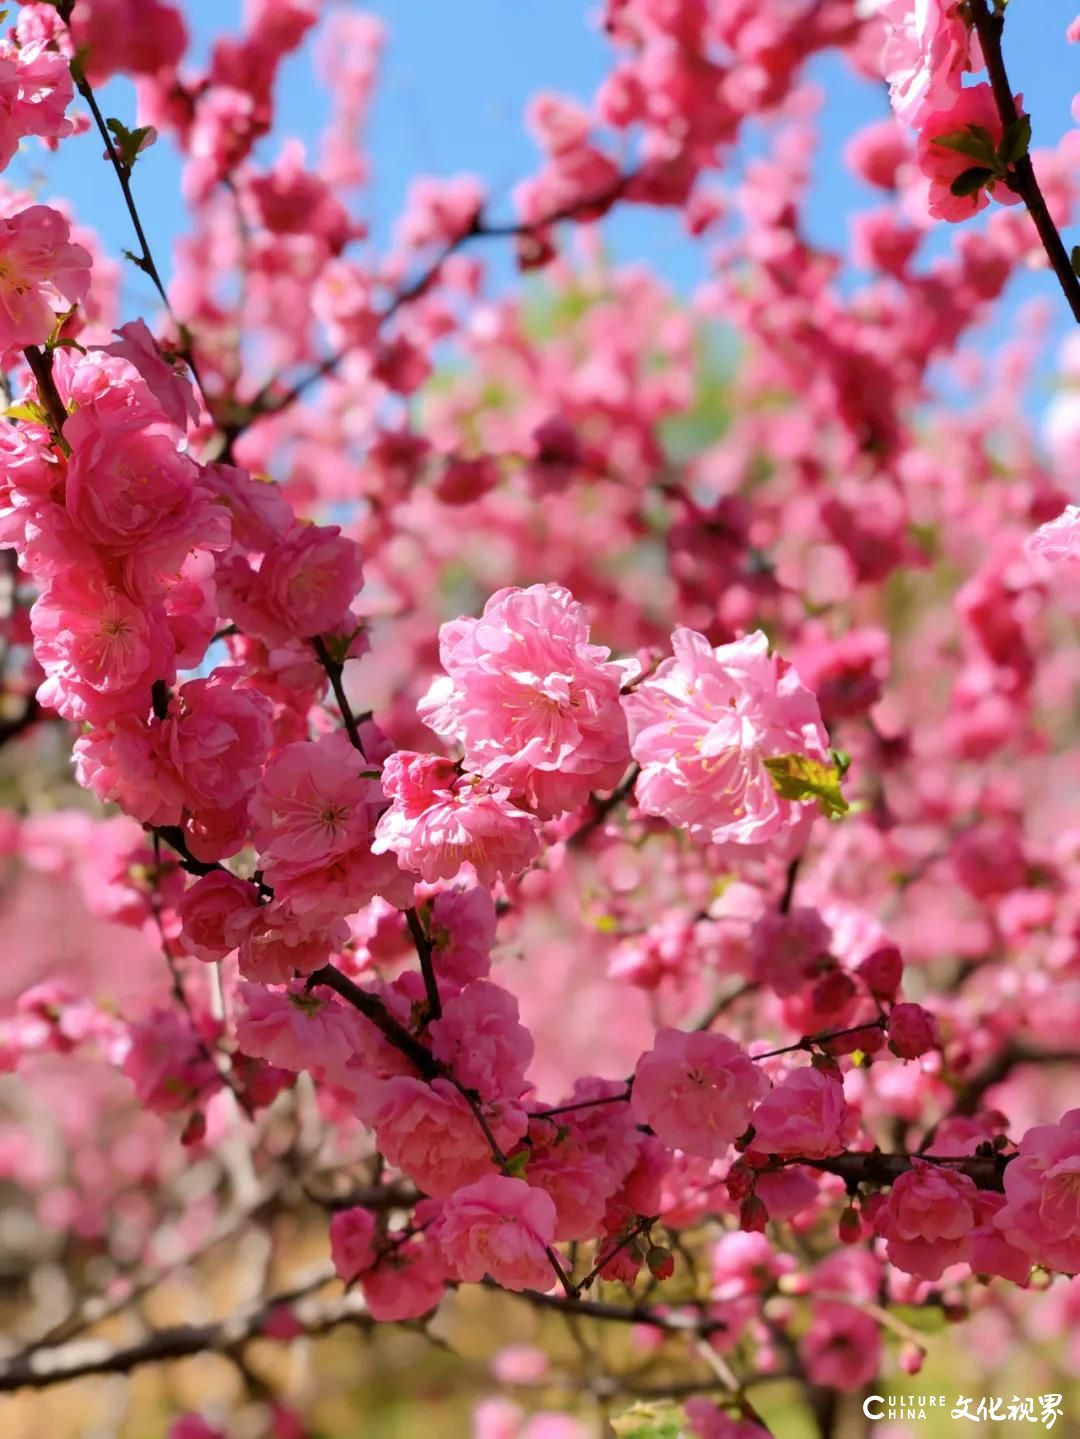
(63, 49), (210, 397)
(311, 634), (363, 751)
(251, 173), (635, 424)
(406, 906), (442, 1020)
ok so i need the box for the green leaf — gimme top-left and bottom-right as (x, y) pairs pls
(931, 128), (997, 164)
(890, 1303), (948, 1335)
(763, 753), (850, 819)
(105, 117), (157, 172)
(611, 1403), (686, 1439)
(4, 401), (47, 425)
(503, 1150), (530, 1179)
(1001, 113), (1032, 165)
(949, 166), (995, 198)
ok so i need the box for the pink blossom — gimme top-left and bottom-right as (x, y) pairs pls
(64, 404), (228, 580)
(880, 0), (976, 128)
(749, 1068), (852, 1160)
(1028, 504), (1080, 567)
(178, 871), (261, 961)
(0, 39), (74, 170)
(436, 1175), (558, 1291)
(748, 907), (832, 997)
(250, 731), (389, 886)
(995, 1110), (1080, 1275)
(163, 673), (272, 811)
(229, 521), (363, 644)
(684, 1399), (768, 1439)
(362, 1074), (526, 1198)
(843, 117), (912, 189)
(103, 319), (199, 432)
(0, 205), (91, 353)
(429, 980), (533, 1099)
(419, 584), (632, 817)
(630, 1028), (769, 1159)
(68, 0), (187, 85)
(73, 719), (186, 827)
(373, 752), (542, 886)
(31, 570), (175, 722)
(799, 1304), (882, 1390)
(917, 85), (1023, 223)
(122, 1008), (222, 1114)
(396, 173), (484, 250)
(360, 1233), (447, 1320)
(887, 1002), (940, 1059)
(328, 1206), (377, 1284)
(428, 884), (496, 986)
(167, 1418), (225, 1439)
(623, 628), (830, 846)
(236, 907), (347, 985)
(491, 1344), (550, 1384)
(970, 1193), (1032, 1285)
(858, 945), (904, 1001)
(235, 981), (364, 1087)
(876, 1161), (979, 1279)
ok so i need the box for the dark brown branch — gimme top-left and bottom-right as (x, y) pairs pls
(307, 963), (440, 1079)
(574, 1213), (658, 1295)
(64, 53), (209, 396)
(751, 1014), (887, 1062)
(311, 634), (363, 751)
(405, 905), (442, 1020)
(778, 855), (801, 914)
(567, 762), (641, 848)
(0, 1269), (352, 1392)
(692, 981), (759, 1034)
(531, 1085), (633, 1121)
(501, 1283), (726, 1336)
(22, 346), (70, 451)
(969, 0), (1080, 323)
(918, 1043), (1078, 1153)
(787, 1150), (1013, 1194)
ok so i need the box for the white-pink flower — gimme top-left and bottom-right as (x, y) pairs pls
(1028, 505), (1080, 569)
(419, 584), (633, 817)
(879, 0), (976, 128)
(622, 628), (830, 846)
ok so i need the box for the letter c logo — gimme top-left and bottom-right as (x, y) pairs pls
(863, 1396), (886, 1421)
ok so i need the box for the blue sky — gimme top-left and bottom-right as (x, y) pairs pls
(14, 0), (1080, 401)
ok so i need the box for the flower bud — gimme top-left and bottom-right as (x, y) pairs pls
(899, 1341), (925, 1375)
(646, 1244), (675, 1281)
(838, 1204), (861, 1245)
(859, 944), (903, 1000)
(888, 1002), (940, 1059)
(180, 1110), (206, 1147)
(739, 1195), (768, 1233)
